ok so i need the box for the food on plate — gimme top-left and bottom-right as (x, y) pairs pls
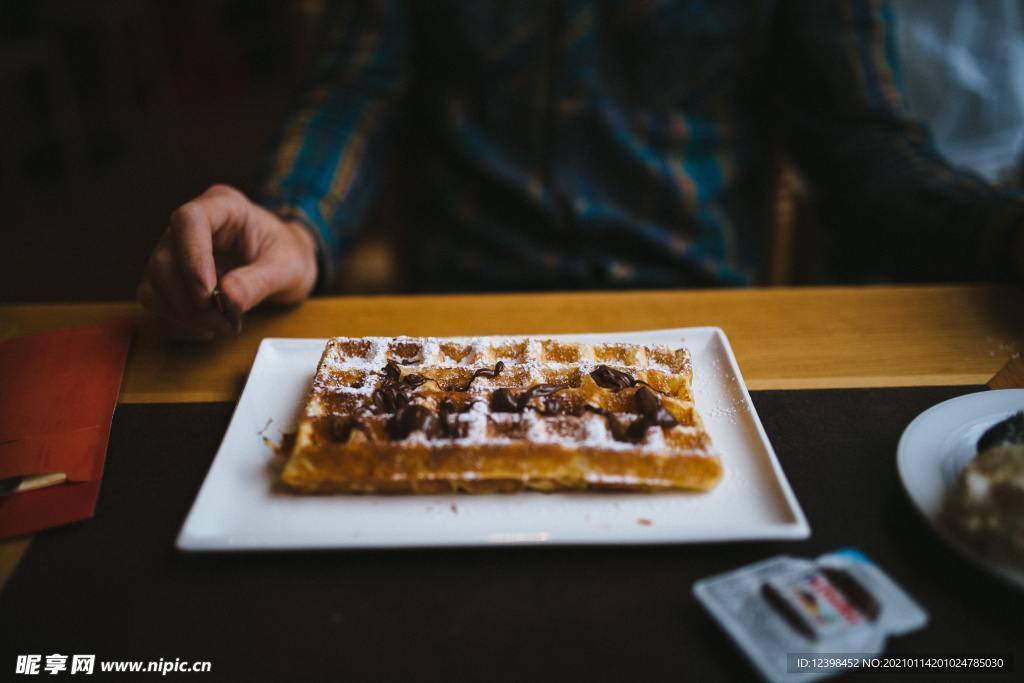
(942, 411), (1024, 567)
(280, 336), (721, 493)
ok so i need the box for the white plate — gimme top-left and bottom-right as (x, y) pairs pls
(177, 327), (809, 550)
(897, 389), (1024, 590)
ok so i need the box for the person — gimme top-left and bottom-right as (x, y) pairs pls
(138, 0), (1024, 339)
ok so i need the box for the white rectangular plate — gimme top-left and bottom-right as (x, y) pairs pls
(177, 328), (809, 550)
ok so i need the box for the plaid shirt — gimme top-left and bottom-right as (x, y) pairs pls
(261, 0), (1023, 292)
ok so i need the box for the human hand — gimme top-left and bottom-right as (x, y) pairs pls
(137, 184), (317, 340)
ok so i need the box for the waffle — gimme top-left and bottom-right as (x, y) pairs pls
(280, 336), (722, 493)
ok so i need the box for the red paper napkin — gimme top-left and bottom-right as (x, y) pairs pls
(0, 318), (133, 539)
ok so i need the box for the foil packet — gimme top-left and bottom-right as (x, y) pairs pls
(693, 549), (927, 682)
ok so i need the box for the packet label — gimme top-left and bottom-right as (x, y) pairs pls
(693, 549), (928, 682)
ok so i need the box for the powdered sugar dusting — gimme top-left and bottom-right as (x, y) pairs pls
(306, 335), (712, 456)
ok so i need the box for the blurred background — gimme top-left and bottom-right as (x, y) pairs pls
(1, 0), (1022, 303)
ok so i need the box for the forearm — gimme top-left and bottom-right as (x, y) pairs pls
(261, 101), (398, 293)
(260, 0), (407, 293)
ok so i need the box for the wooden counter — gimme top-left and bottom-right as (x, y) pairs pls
(1, 285), (1021, 404)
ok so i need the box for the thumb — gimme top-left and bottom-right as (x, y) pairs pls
(219, 257), (282, 314)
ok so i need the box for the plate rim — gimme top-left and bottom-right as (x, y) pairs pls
(177, 326), (810, 551)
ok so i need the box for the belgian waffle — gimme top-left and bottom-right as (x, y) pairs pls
(280, 336), (722, 493)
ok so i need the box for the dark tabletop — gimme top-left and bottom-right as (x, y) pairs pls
(1, 386), (1022, 682)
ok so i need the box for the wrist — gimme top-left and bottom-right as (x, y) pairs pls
(284, 219), (319, 298)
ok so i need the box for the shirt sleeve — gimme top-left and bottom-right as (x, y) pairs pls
(774, 0), (1024, 282)
(260, 0), (408, 293)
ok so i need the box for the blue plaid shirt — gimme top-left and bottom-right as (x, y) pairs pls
(262, 0), (1024, 292)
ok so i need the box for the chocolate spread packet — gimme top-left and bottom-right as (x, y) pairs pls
(694, 549), (927, 682)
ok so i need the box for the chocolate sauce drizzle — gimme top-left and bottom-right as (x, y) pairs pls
(490, 378), (677, 444)
(490, 383), (566, 413)
(589, 364), (667, 395)
(327, 414), (371, 443)
(449, 361), (505, 392)
(387, 404), (436, 440)
(607, 388), (678, 443)
(589, 362), (675, 395)
(375, 361), (505, 440)
(589, 365), (635, 391)
(634, 387), (678, 428)
(331, 360), (677, 444)
(370, 361), (433, 414)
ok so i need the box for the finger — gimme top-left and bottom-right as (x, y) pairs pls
(146, 246), (195, 321)
(147, 299), (228, 342)
(219, 257), (281, 314)
(168, 186), (250, 308)
(136, 278), (167, 318)
(138, 272), (233, 339)
(136, 279), (208, 339)
(168, 203), (216, 308)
